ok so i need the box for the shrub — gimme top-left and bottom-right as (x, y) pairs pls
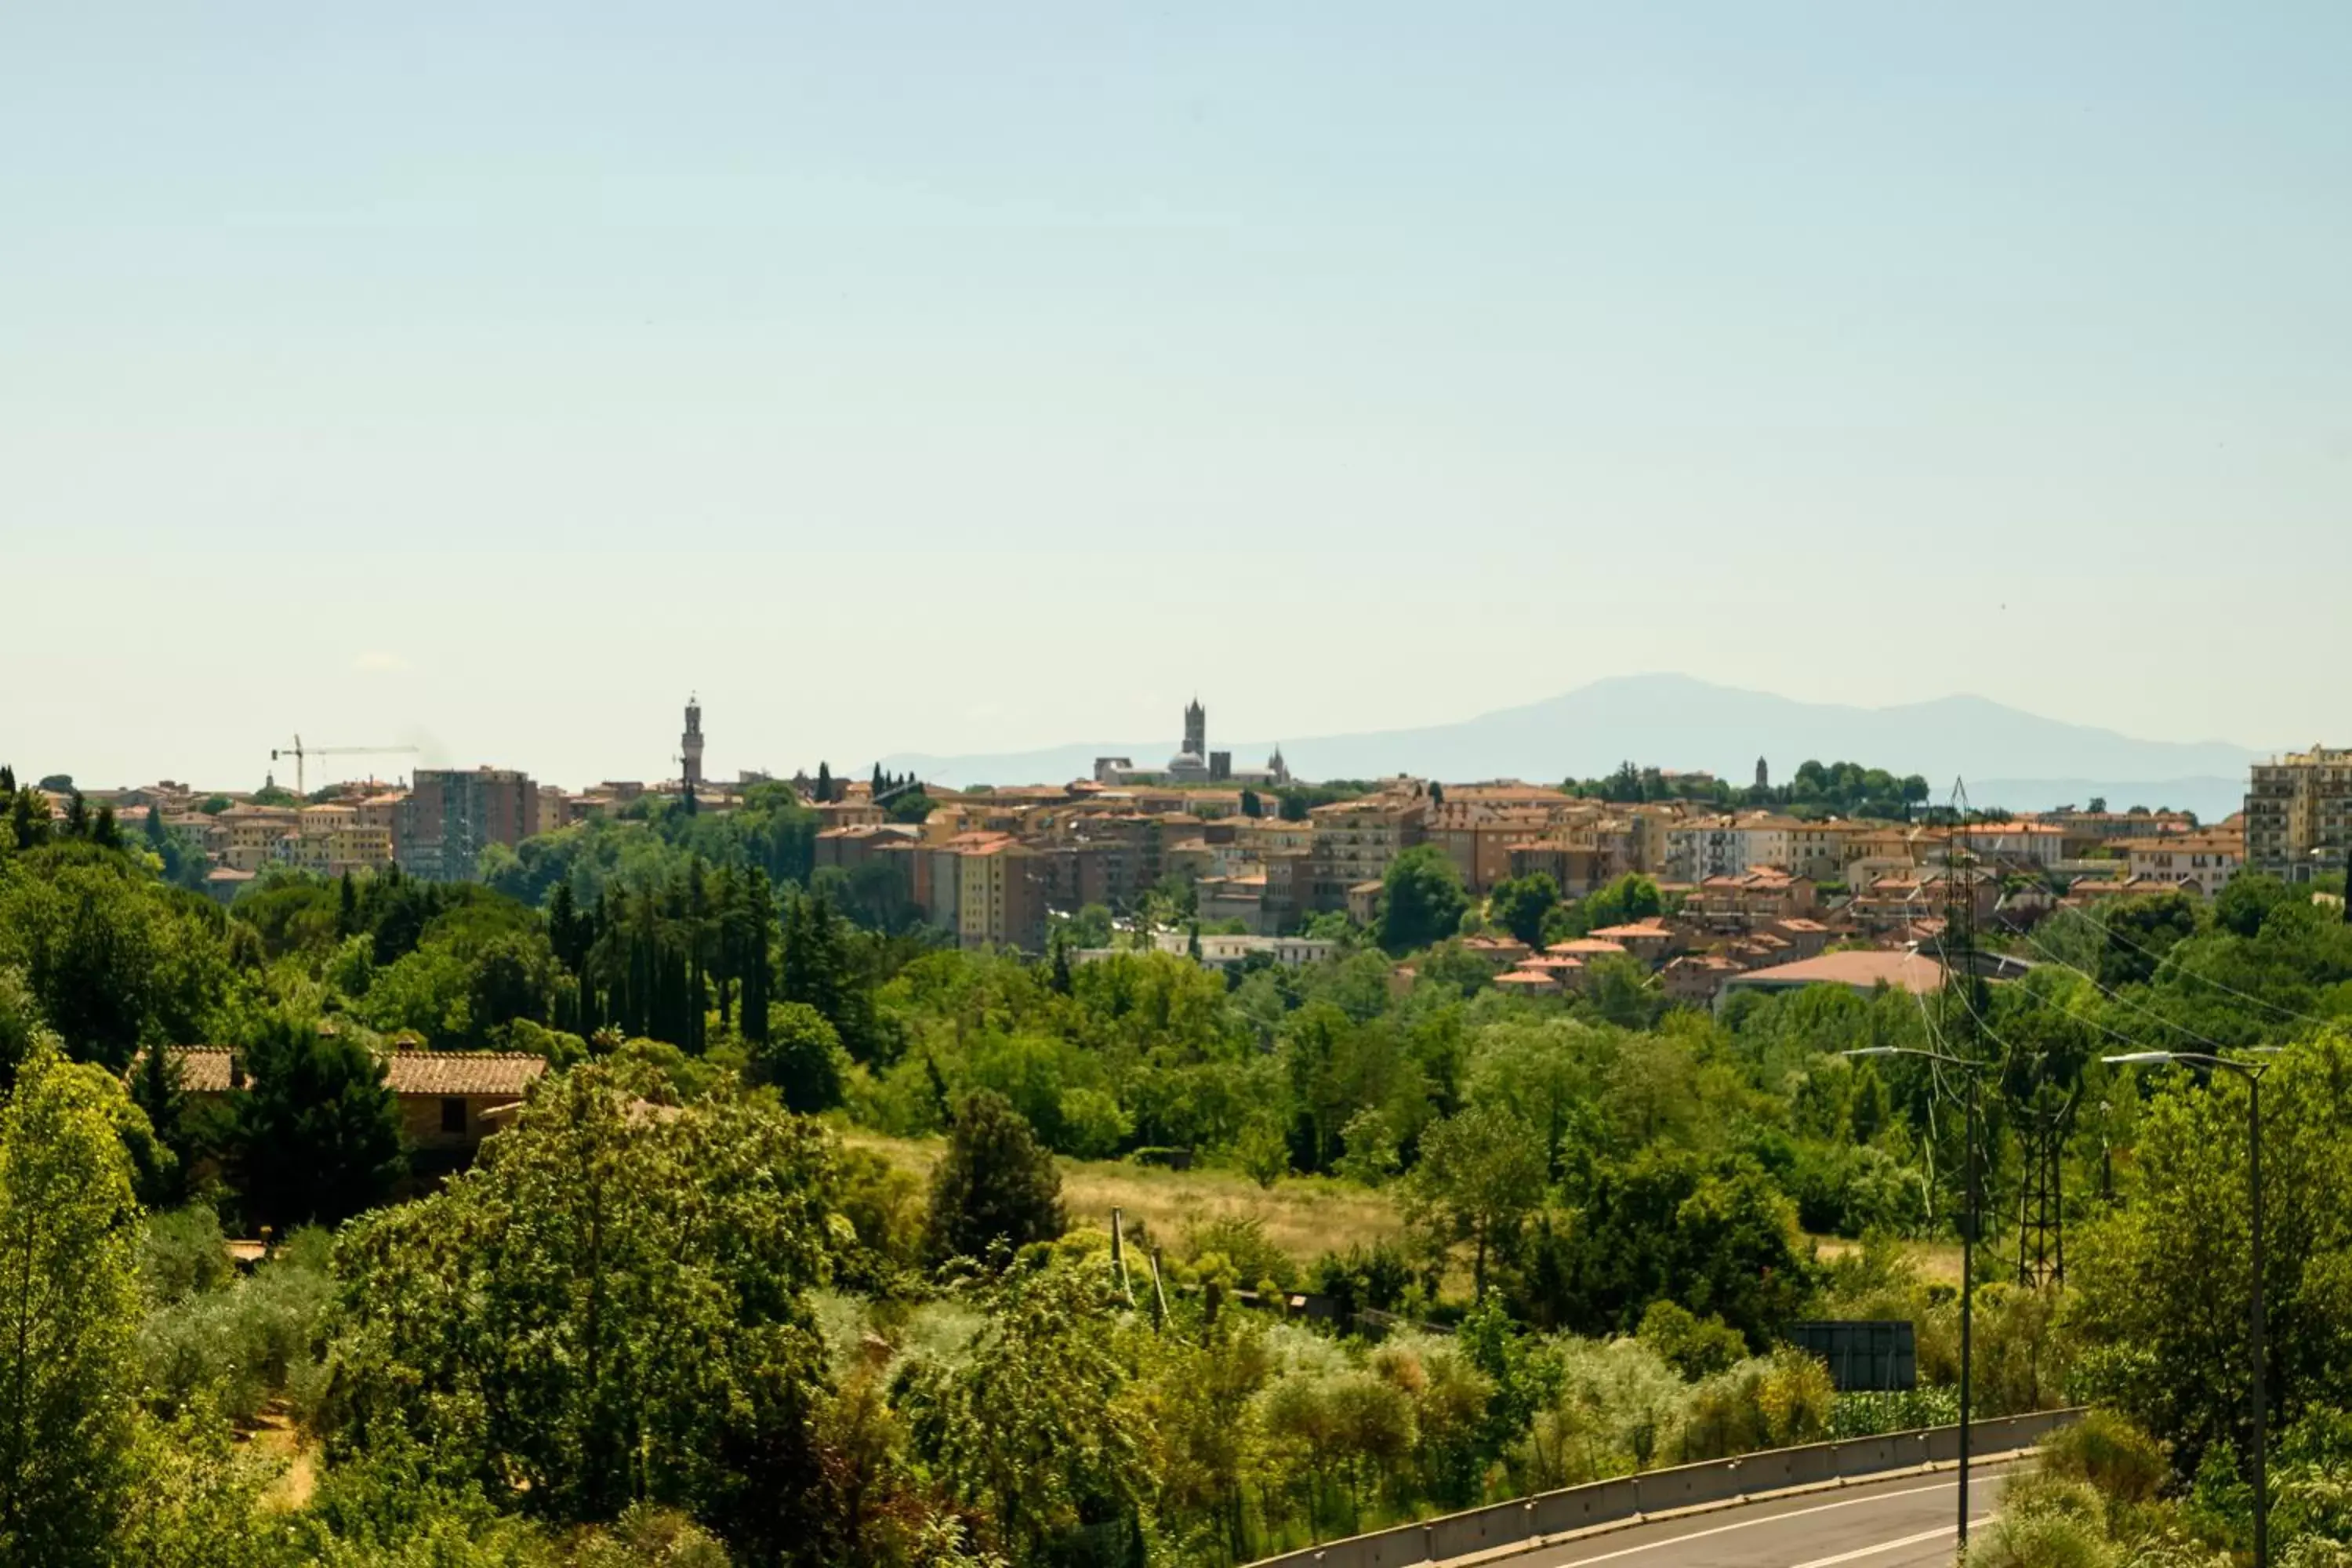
(1520, 1338), (1686, 1484)
(1056, 1087), (1134, 1160)
(2042, 1410), (2169, 1507)
(1679, 1348), (1835, 1461)
(1638, 1300), (1747, 1380)
(142, 1205), (234, 1303)
(571, 1504), (733, 1566)
(1185, 1214), (1298, 1294)
(1970, 1473), (2118, 1568)
(138, 1227), (336, 1425)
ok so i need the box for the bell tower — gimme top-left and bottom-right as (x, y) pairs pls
(681, 695), (706, 789)
(1183, 697), (1206, 760)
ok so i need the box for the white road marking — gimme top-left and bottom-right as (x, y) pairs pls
(1552, 1482), (1959, 1567)
(1788, 1519), (1990, 1568)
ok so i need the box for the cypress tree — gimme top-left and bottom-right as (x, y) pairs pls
(740, 869), (776, 1044)
(129, 1042), (190, 1207)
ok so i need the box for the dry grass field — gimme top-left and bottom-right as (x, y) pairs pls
(844, 1128), (1963, 1287)
(838, 1129), (1406, 1263)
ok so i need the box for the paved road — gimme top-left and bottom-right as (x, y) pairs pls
(1507, 1461), (2022, 1568)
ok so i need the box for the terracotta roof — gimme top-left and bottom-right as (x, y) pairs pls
(1724, 949), (1946, 996)
(1547, 938), (1628, 956)
(141, 1046), (548, 1099)
(147, 1047), (238, 1093)
(386, 1052), (549, 1098)
(1590, 921), (1671, 938)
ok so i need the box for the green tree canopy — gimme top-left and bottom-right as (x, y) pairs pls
(749, 1000), (847, 1113)
(1532, 1148), (1814, 1345)
(326, 1061), (839, 1556)
(229, 1014), (404, 1231)
(1486, 872), (1559, 948)
(906, 1261), (1149, 1565)
(0, 1040), (145, 1566)
(1402, 1103), (1546, 1298)
(1379, 845), (1470, 956)
(2071, 1032), (2352, 1481)
(925, 1089), (1066, 1265)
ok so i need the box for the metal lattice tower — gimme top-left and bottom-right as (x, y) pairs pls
(2015, 1099), (2072, 1287)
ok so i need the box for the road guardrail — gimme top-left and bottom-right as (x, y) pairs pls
(1249, 1407), (2083, 1568)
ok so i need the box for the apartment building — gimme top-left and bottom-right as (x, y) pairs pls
(1507, 837), (1602, 898)
(215, 804), (302, 872)
(1258, 849), (1310, 929)
(2246, 749), (2352, 880)
(1308, 791), (1428, 909)
(1944, 822), (2067, 871)
(1684, 869), (1819, 932)
(1846, 870), (1999, 937)
(1422, 801), (1558, 893)
(815, 823), (922, 873)
(2044, 808), (2201, 858)
(1784, 821), (1867, 881)
(949, 833), (1048, 952)
(2126, 828), (2243, 897)
(276, 804), (395, 876)
(1665, 813), (1798, 883)
(399, 768), (539, 880)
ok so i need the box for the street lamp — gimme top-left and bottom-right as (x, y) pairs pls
(1844, 1044), (1993, 1550)
(2104, 1048), (2281, 1568)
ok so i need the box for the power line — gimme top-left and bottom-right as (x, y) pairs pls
(2009, 921), (2238, 1055)
(2047, 901), (2335, 1032)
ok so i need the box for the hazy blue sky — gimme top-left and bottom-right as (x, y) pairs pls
(5, 4), (2347, 789)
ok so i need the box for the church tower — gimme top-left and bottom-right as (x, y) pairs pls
(1183, 697), (1206, 760)
(681, 696), (706, 789)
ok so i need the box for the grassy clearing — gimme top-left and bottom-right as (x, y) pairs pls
(837, 1128), (1406, 1265)
(1809, 1234), (1964, 1285)
(845, 1127), (1962, 1288)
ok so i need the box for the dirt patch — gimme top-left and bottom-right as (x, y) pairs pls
(244, 1407), (317, 1512)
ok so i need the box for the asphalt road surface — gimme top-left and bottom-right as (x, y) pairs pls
(1507, 1461), (2023, 1568)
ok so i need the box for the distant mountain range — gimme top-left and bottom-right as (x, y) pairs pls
(877, 674), (2267, 822)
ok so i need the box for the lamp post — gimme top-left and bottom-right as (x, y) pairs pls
(1844, 1044), (1992, 1549)
(2104, 1048), (2279, 1568)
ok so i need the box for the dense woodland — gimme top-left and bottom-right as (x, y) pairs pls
(4, 764), (2352, 1567)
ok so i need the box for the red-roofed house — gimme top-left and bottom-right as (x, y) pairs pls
(135, 1045), (548, 1170)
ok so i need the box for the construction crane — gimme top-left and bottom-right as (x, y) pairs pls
(271, 736), (420, 797)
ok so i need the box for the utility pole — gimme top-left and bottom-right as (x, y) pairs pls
(1943, 779), (1984, 1552)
